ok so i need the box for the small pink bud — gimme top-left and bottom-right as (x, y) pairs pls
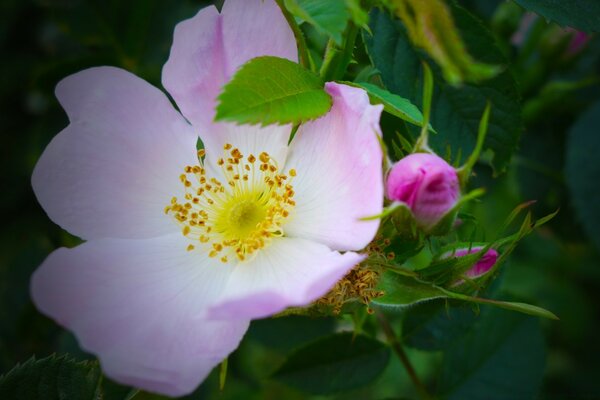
(453, 247), (499, 278)
(566, 30), (590, 56)
(386, 153), (459, 230)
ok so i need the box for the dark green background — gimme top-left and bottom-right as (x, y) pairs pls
(1, 0), (600, 398)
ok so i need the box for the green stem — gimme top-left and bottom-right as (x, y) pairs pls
(457, 101), (491, 186)
(414, 62), (434, 153)
(275, 0), (313, 71)
(219, 358), (228, 391)
(319, 22), (360, 81)
(377, 313), (432, 400)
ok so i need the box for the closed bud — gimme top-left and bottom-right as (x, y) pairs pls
(386, 153), (459, 232)
(452, 247), (499, 278)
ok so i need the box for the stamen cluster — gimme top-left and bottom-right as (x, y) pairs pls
(165, 144), (296, 262)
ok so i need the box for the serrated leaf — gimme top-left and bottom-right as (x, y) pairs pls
(271, 332), (390, 395)
(345, 81), (426, 127)
(371, 272), (447, 310)
(0, 355), (101, 400)
(513, 0), (600, 33)
(566, 101), (600, 251)
(372, 270), (558, 320)
(284, 0), (350, 44)
(365, 6), (522, 173)
(385, 0), (501, 85)
(215, 56), (332, 126)
(438, 306), (546, 399)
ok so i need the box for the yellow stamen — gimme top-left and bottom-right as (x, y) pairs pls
(166, 143), (296, 262)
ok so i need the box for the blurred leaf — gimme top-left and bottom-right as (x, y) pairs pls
(365, 6), (522, 173)
(284, 0), (350, 44)
(403, 301), (477, 351)
(513, 0), (600, 33)
(215, 56), (332, 126)
(438, 306), (545, 399)
(565, 101), (600, 251)
(345, 0), (369, 28)
(271, 332), (390, 395)
(385, 0), (501, 85)
(247, 316), (335, 352)
(345, 81), (426, 127)
(0, 355), (101, 400)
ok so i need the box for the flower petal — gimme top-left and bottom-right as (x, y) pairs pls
(31, 234), (248, 397)
(162, 0), (296, 130)
(207, 237), (364, 320)
(203, 123), (291, 182)
(32, 67), (198, 240)
(283, 82), (384, 251)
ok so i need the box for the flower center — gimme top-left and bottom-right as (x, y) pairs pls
(165, 143), (296, 263)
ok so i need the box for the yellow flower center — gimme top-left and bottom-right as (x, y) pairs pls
(165, 143), (296, 262)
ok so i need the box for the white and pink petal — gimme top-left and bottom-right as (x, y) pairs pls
(32, 66), (199, 240)
(162, 0), (297, 131)
(31, 233), (247, 397)
(208, 237), (364, 320)
(283, 82), (384, 251)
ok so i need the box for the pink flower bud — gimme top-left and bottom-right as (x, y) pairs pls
(453, 247), (499, 278)
(566, 30), (590, 56)
(386, 153), (459, 230)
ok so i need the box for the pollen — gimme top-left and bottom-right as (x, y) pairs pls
(166, 143), (297, 263)
(316, 264), (384, 314)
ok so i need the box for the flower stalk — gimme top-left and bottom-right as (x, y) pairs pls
(377, 312), (432, 400)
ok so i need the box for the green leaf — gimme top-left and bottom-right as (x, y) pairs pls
(247, 316), (335, 352)
(215, 56), (332, 126)
(372, 268), (558, 320)
(438, 306), (546, 399)
(371, 272), (447, 310)
(346, 82), (426, 127)
(365, 7), (522, 173)
(385, 0), (501, 85)
(403, 301), (478, 351)
(271, 332), (390, 394)
(344, 0), (369, 28)
(0, 355), (101, 400)
(513, 0), (600, 33)
(445, 292), (559, 320)
(566, 101), (600, 251)
(284, 0), (350, 45)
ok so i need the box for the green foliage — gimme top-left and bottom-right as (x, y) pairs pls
(349, 82), (427, 127)
(402, 301), (478, 351)
(372, 272), (447, 309)
(514, 0), (600, 33)
(3, 0), (600, 399)
(271, 333), (390, 394)
(0, 355), (101, 400)
(438, 306), (545, 399)
(215, 56), (332, 126)
(384, 0), (501, 85)
(365, 6), (522, 173)
(372, 270), (558, 320)
(284, 0), (350, 45)
(566, 101), (600, 251)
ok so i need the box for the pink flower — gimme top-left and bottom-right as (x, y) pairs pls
(30, 0), (383, 396)
(451, 247), (499, 278)
(386, 153), (459, 231)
